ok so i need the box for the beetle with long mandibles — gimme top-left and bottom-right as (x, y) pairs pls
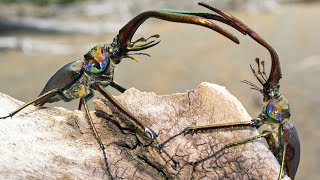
(0, 6), (245, 178)
(180, 3), (300, 180)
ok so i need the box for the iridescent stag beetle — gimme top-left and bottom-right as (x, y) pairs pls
(0, 7), (243, 177)
(182, 3), (300, 180)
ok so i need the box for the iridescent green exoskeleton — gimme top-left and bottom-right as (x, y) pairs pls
(0, 6), (245, 179)
(179, 3), (300, 180)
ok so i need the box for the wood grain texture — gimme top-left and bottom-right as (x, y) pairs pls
(0, 82), (289, 179)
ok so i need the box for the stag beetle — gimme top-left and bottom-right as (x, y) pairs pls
(176, 3), (300, 179)
(0, 6), (245, 178)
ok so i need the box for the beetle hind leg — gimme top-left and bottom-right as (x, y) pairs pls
(0, 89), (60, 119)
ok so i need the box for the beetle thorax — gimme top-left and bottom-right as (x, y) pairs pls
(263, 95), (290, 123)
(62, 73), (94, 100)
(86, 61), (117, 84)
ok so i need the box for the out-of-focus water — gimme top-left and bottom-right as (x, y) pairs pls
(0, 2), (319, 179)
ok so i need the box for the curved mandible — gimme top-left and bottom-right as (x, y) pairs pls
(117, 8), (243, 55)
(198, 2), (282, 89)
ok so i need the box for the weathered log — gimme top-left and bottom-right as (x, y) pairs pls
(0, 82), (288, 179)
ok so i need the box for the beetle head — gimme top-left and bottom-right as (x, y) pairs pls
(106, 35), (154, 65)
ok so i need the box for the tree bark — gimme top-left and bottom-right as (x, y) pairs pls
(0, 82), (288, 179)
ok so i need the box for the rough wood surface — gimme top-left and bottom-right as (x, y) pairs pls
(0, 82), (288, 179)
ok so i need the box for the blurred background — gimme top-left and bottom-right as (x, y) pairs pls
(0, 0), (319, 179)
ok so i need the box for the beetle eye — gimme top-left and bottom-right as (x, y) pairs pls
(110, 47), (119, 57)
(84, 58), (108, 73)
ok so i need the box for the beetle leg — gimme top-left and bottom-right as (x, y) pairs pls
(184, 120), (258, 135)
(110, 81), (128, 93)
(225, 130), (272, 148)
(262, 130), (277, 153)
(278, 145), (287, 180)
(0, 89), (60, 119)
(78, 99), (83, 111)
(95, 84), (157, 140)
(82, 97), (113, 179)
(160, 119), (261, 148)
(194, 131), (272, 165)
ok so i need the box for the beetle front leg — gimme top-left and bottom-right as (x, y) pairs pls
(184, 119), (259, 135)
(95, 84), (157, 140)
(160, 119), (261, 148)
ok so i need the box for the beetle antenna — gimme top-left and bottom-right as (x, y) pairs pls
(126, 55), (141, 62)
(241, 80), (263, 93)
(125, 52), (152, 62)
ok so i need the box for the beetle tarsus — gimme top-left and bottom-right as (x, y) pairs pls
(183, 127), (198, 135)
(0, 114), (11, 119)
(144, 127), (158, 140)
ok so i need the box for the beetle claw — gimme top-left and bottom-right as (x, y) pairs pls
(183, 127), (197, 136)
(144, 127), (158, 140)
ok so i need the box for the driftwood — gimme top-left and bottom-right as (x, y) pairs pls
(0, 82), (288, 179)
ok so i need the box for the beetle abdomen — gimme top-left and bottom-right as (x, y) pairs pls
(35, 60), (84, 105)
(282, 122), (300, 179)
